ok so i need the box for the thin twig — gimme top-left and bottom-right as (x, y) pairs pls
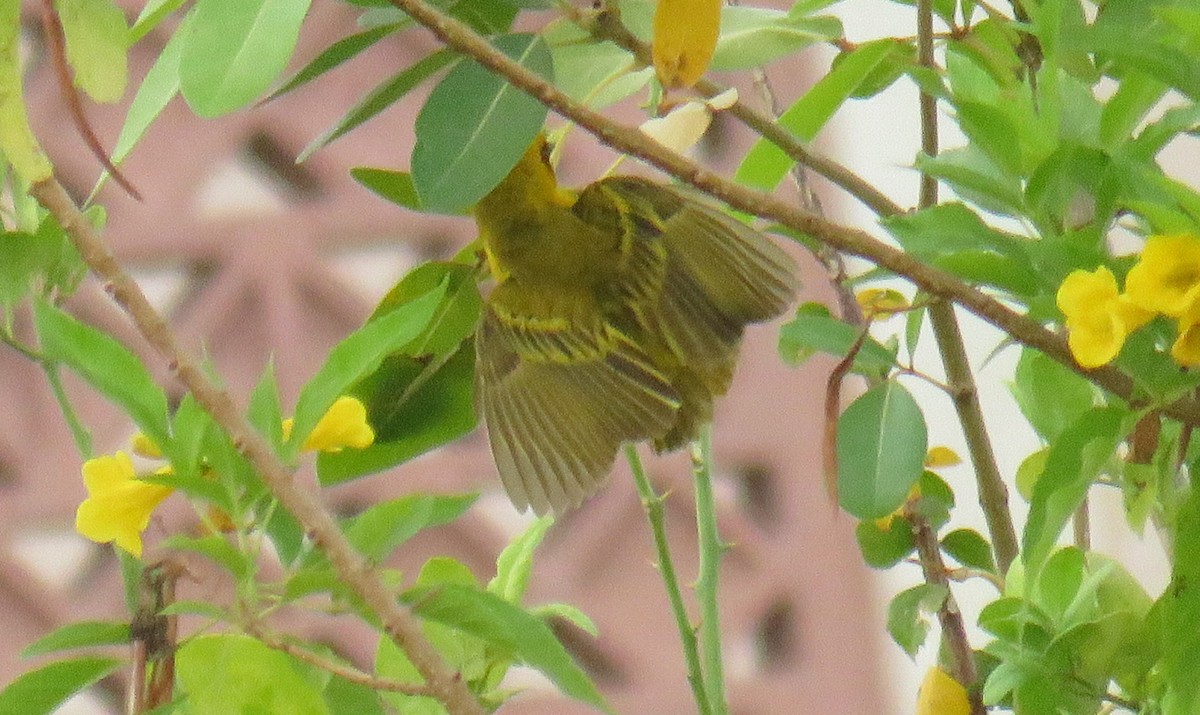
(383, 0), (1200, 428)
(625, 444), (712, 715)
(247, 621), (438, 697)
(908, 508), (984, 715)
(913, 4), (982, 713)
(915, 0), (1019, 573)
(38, 0), (141, 200)
(28, 177), (486, 715)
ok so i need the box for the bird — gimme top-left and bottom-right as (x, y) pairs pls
(473, 135), (798, 515)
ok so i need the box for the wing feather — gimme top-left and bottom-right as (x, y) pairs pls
(476, 310), (681, 514)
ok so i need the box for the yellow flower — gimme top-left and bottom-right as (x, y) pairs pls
(284, 396), (375, 453)
(916, 667), (970, 715)
(1172, 306), (1200, 366)
(652, 0), (721, 89)
(75, 452), (172, 558)
(1125, 235), (1200, 316)
(925, 446), (961, 468)
(857, 288), (910, 318)
(1056, 266), (1152, 368)
(130, 432), (163, 459)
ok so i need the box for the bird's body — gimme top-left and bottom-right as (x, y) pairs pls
(474, 137), (798, 515)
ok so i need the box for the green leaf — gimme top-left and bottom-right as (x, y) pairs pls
(735, 39), (906, 192)
(0, 218), (83, 308)
(374, 639), (445, 714)
(157, 599), (229, 620)
(34, 300), (170, 449)
(0, 657), (122, 715)
(109, 12), (187, 175)
(886, 584), (946, 657)
(1010, 347), (1096, 443)
(854, 518), (916, 569)
(1034, 546), (1087, 625)
(1099, 72), (1168, 149)
(248, 361), (284, 449)
(320, 343), (476, 484)
(837, 381), (928, 520)
(883, 203), (1038, 297)
(180, 0), (313, 117)
(57, 0), (129, 104)
(323, 672), (385, 715)
(1022, 408), (1129, 576)
(1080, 16), (1200, 100)
(343, 493), (477, 563)
(545, 21), (650, 109)
(412, 33), (552, 214)
(267, 22), (403, 102)
(368, 261), (481, 356)
(489, 516), (553, 603)
(711, 7), (841, 71)
(351, 168), (423, 211)
(777, 302), (897, 375)
(405, 583), (608, 711)
(289, 278), (446, 454)
(940, 528), (995, 573)
(298, 51), (455, 162)
(130, 0), (188, 43)
(21, 621), (130, 657)
(162, 534), (254, 580)
(531, 603), (599, 637)
(177, 634), (328, 715)
(914, 146), (1025, 217)
(266, 506), (306, 565)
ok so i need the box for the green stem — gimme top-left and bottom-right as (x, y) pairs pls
(625, 444), (712, 715)
(44, 362), (92, 456)
(0, 331), (92, 456)
(692, 426), (728, 715)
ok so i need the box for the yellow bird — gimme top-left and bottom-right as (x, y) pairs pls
(474, 136), (798, 514)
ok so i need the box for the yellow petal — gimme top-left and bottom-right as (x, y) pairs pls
(1057, 267), (1149, 368)
(1057, 266), (1119, 318)
(81, 452), (137, 493)
(916, 667), (970, 715)
(303, 396), (376, 453)
(130, 433), (163, 459)
(925, 446), (961, 468)
(652, 0), (721, 89)
(1066, 309), (1126, 368)
(857, 288), (910, 317)
(1173, 318), (1200, 367)
(75, 454), (173, 558)
(1125, 234), (1200, 316)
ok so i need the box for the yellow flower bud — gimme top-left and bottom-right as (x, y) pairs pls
(652, 0), (721, 89)
(916, 667), (970, 715)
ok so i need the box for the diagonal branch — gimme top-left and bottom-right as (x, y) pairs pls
(384, 0), (1200, 427)
(28, 177), (486, 715)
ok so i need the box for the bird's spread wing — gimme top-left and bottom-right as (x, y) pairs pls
(603, 177), (799, 321)
(475, 308), (681, 514)
(585, 177), (799, 377)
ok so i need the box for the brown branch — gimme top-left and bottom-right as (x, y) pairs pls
(915, 0), (1018, 573)
(578, 4), (905, 219)
(384, 0), (1200, 430)
(247, 621), (438, 697)
(908, 509), (984, 715)
(28, 177), (485, 715)
(39, 0), (142, 200)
